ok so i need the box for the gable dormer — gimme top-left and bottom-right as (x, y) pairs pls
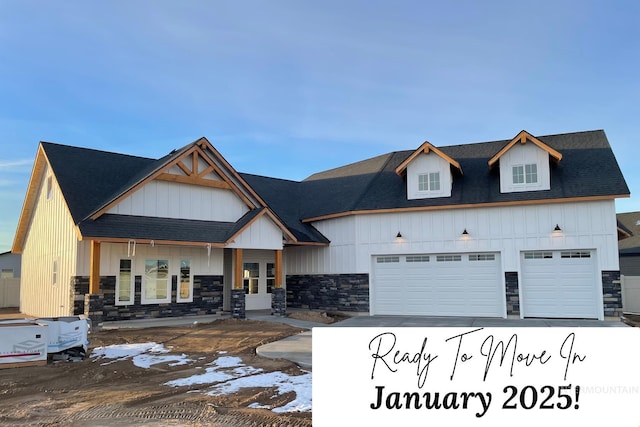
(396, 141), (462, 200)
(488, 130), (562, 194)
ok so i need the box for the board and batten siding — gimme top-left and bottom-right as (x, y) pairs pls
(226, 215), (284, 250)
(285, 216), (357, 274)
(284, 200), (619, 275)
(106, 180), (249, 222)
(21, 165), (79, 317)
(98, 243), (224, 277)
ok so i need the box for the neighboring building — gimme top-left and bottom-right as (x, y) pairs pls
(617, 211), (640, 276)
(12, 129), (629, 321)
(0, 251), (21, 278)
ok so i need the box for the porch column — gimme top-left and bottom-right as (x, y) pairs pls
(231, 248), (246, 319)
(89, 240), (101, 294)
(86, 240), (104, 326)
(271, 249), (286, 316)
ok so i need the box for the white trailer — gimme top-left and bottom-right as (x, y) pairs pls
(0, 322), (48, 368)
(0, 315), (91, 368)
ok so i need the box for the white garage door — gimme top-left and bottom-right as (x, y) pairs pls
(372, 253), (503, 317)
(521, 250), (600, 319)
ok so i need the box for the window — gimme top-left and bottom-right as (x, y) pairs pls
(469, 254), (495, 261)
(561, 251), (591, 259)
(117, 259), (133, 305)
(243, 262), (259, 294)
(436, 255), (462, 262)
(376, 256), (400, 263)
(512, 165), (524, 184)
(266, 262), (275, 294)
(143, 259), (169, 303)
(52, 259), (58, 285)
(418, 172), (440, 192)
(46, 176), (53, 200)
(525, 164), (537, 183)
(406, 255), (430, 263)
(513, 164), (537, 185)
(523, 251), (553, 259)
(177, 260), (193, 302)
(0, 269), (13, 279)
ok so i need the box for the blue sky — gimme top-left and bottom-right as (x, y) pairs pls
(1, 0), (638, 253)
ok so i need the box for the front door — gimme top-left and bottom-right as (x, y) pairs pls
(242, 250), (275, 310)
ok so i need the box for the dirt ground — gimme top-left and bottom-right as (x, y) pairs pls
(0, 316), (321, 426)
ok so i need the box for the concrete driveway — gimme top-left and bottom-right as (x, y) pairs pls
(254, 312), (628, 369)
(330, 315), (629, 327)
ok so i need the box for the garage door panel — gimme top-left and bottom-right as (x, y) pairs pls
(373, 253), (503, 317)
(521, 250), (599, 319)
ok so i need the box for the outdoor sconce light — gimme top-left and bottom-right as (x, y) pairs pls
(553, 224), (562, 233)
(461, 229), (469, 237)
(396, 232), (403, 238)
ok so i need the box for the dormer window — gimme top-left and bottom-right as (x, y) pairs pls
(396, 141), (461, 200)
(418, 172), (440, 192)
(490, 131), (560, 194)
(512, 164), (537, 185)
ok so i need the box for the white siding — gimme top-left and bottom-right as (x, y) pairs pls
(21, 166), (79, 317)
(284, 200), (619, 275)
(99, 243), (224, 277)
(226, 215), (284, 250)
(285, 216), (357, 274)
(107, 180), (249, 222)
(406, 153), (453, 199)
(499, 143), (551, 193)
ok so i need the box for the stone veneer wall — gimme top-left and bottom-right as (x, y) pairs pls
(74, 275), (223, 322)
(72, 277), (89, 315)
(504, 272), (520, 316)
(602, 270), (623, 318)
(286, 274), (369, 312)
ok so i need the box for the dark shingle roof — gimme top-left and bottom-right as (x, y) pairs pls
(78, 210), (264, 244)
(42, 130), (630, 245)
(240, 173), (330, 244)
(293, 129), (630, 219)
(42, 142), (158, 223)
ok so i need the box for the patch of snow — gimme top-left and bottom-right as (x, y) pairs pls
(206, 370), (312, 413)
(91, 342), (192, 368)
(165, 356), (261, 387)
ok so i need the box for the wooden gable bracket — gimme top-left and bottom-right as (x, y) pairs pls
(488, 130), (563, 169)
(395, 141), (463, 176)
(156, 146), (234, 191)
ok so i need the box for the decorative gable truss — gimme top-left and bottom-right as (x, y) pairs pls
(81, 137), (297, 247)
(158, 148), (233, 191)
(488, 130), (562, 194)
(395, 141), (463, 200)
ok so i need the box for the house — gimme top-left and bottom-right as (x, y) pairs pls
(0, 251), (20, 278)
(617, 211), (640, 276)
(12, 130), (629, 321)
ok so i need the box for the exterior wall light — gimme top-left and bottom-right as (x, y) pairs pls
(396, 232), (403, 238)
(461, 229), (469, 236)
(553, 224), (562, 233)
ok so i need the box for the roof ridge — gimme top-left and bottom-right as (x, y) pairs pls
(240, 172), (301, 184)
(304, 151), (398, 181)
(40, 141), (156, 161)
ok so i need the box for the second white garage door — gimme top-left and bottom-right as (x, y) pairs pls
(521, 250), (600, 319)
(372, 252), (503, 317)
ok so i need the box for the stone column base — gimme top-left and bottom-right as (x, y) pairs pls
(231, 288), (246, 319)
(271, 288), (286, 317)
(84, 293), (104, 328)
